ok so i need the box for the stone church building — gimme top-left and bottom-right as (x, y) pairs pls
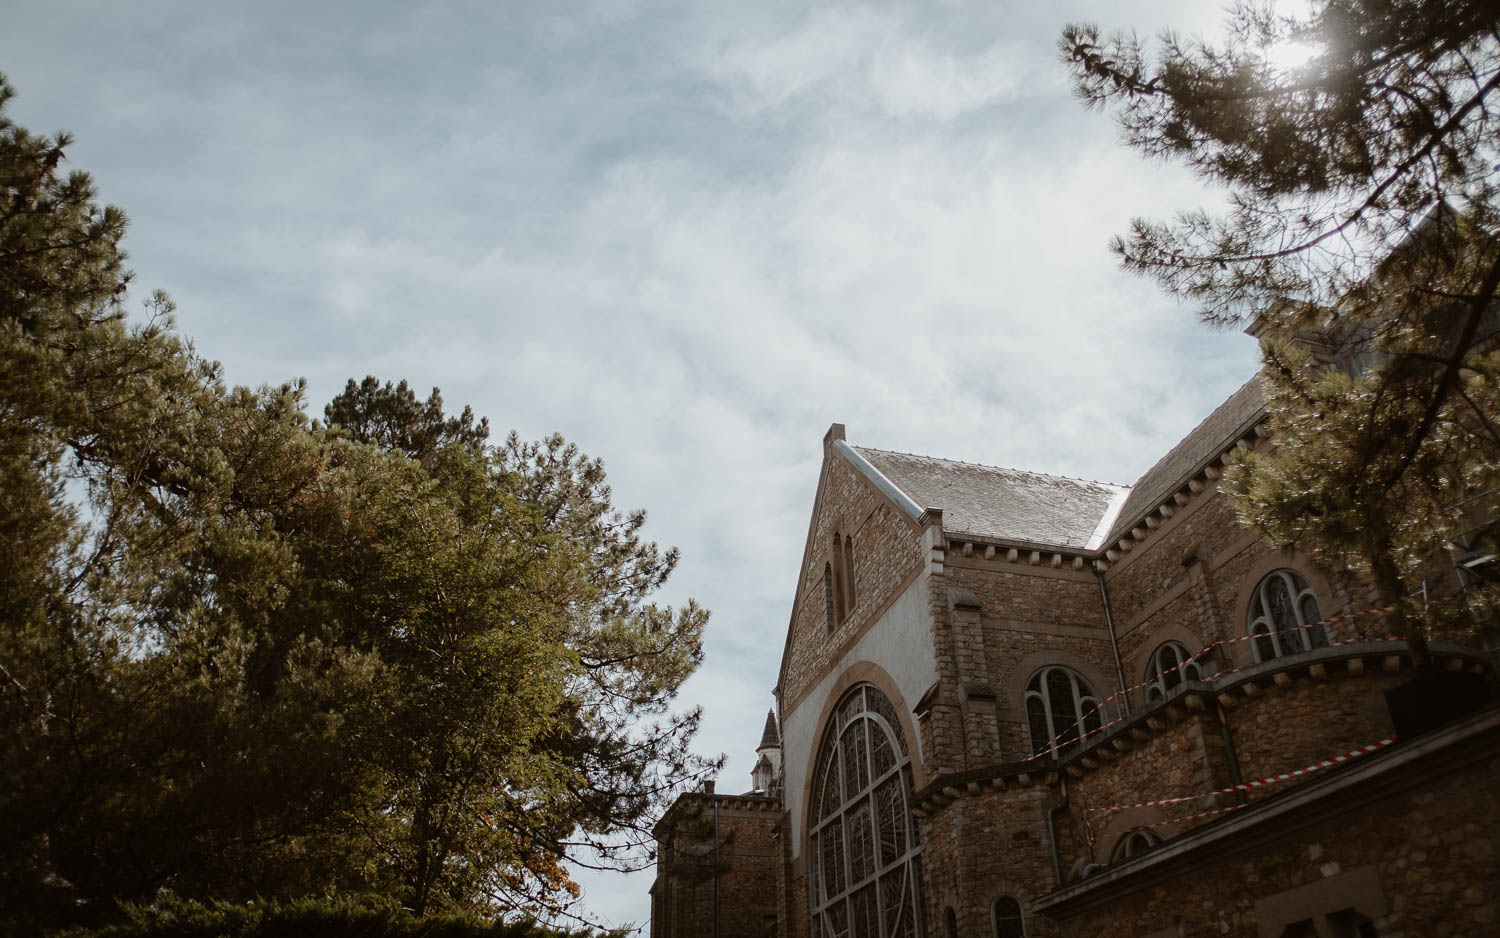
(650, 375), (1500, 938)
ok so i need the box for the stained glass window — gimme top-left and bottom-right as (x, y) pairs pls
(1024, 667), (1105, 757)
(1247, 570), (1326, 662)
(810, 684), (923, 938)
(1145, 641), (1203, 701)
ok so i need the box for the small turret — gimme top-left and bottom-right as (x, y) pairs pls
(751, 708), (782, 795)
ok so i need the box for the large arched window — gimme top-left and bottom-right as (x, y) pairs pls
(1145, 641), (1202, 701)
(993, 896), (1025, 938)
(1025, 667), (1105, 757)
(1247, 569), (1328, 662)
(809, 685), (922, 938)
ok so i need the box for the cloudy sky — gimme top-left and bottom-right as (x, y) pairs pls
(4, 0), (1265, 928)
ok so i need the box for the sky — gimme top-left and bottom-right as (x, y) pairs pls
(3, 0), (1265, 929)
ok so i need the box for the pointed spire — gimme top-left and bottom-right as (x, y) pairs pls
(758, 709), (780, 750)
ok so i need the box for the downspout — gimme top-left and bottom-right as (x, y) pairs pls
(1095, 567), (1131, 716)
(1216, 701), (1247, 804)
(1045, 774), (1069, 886)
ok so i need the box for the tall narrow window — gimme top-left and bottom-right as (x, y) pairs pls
(831, 534), (848, 625)
(825, 564), (836, 632)
(843, 534), (857, 613)
(1145, 641), (1202, 701)
(809, 685), (922, 938)
(1024, 667), (1105, 757)
(1247, 570), (1327, 662)
(993, 896), (1025, 938)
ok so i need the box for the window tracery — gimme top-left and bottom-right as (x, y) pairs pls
(1110, 828), (1160, 861)
(1247, 569), (1328, 662)
(809, 684), (922, 938)
(1024, 666), (1105, 756)
(1145, 641), (1202, 701)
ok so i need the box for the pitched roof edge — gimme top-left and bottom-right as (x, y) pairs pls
(833, 439), (925, 520)
(1101, 400), (1269, 547)
(1084, 485), (1133, 551)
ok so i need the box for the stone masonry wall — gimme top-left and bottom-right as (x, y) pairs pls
(1052, 712), (1234, 874)
(779, 452), (923, 713)
(944, 561), (1116, 762)
(653, 797), (781, 938)
(1052, 747), (1500, 938)
(918, 786), (1061, 938)
(1221, 670), (1402, 800)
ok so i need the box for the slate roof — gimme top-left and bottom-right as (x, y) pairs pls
(843, 377), (1266, 552)
(1101, 377), (1266, 545)
(851, 446), (1129, 549)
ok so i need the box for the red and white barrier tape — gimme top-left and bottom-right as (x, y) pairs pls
(1091, 736), (1396, 818)
(1022, 608), (1397, 761)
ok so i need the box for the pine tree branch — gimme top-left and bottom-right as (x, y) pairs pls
(1381, 250), (1500, 490)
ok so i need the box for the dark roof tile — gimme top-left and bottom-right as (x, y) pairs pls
(851, 447), (1129, 549)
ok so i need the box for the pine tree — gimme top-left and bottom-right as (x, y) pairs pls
(0, 74), (714, 932)
(1061, 0), (1500, 654)
(323, 376), (490, 464)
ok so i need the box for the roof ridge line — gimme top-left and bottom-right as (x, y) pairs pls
(1125, 376), (1262, 490)
(851, 443), (1129, 490)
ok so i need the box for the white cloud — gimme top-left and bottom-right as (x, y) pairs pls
(706, 6), (1031, 122)
(1, 0), (1265, 929)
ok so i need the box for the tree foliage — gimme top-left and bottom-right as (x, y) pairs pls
(0, 73), (714, 935)
(1062, 1), (1500, 648)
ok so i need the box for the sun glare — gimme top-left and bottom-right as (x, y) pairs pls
(1265, 39), (1318, 73)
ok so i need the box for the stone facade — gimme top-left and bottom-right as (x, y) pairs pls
(651, 378), (1500, 938)
(651, 792), (783, 938)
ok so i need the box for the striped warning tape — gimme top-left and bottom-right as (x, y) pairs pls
(1131, 800), (1249, 832)
(1090, 736), (1396, 818)
(1022, 607), (1396, 761)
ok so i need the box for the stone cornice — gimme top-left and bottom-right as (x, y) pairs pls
(909, 641), (1492, 816)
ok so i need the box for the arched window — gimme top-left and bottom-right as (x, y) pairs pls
(809, 685), (922, 938)
(993, 896), (1025, 938)
(844, 534), (857, 612)
(1247, 570), (1328, 662)
(1145, 641), (1202, 701)
(1110, 828), (1160, 861)
(943, 909), (957, 938)
(1024, 667), (1105, 757)
(825, 564), (836, 632)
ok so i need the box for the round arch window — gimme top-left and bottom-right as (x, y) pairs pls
(1024, 666), (1105, 756)
(1110, 828), (1161, 861)
(1247, 569), (1328, 662)
(1145, 641), (1203, 701)
(809, 684), (923, 938)
(993, 895), (1025, 938)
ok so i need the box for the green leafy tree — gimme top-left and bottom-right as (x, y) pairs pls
(0, 73), (714, 933)
(1061, 0), (1500, 654)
